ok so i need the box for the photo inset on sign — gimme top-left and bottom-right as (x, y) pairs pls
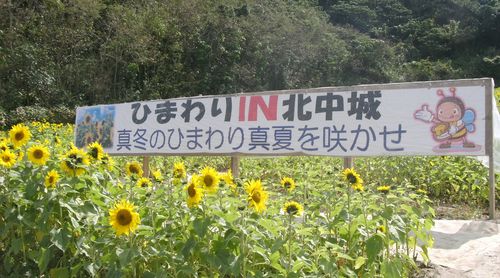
(414, 87), (481, 153)
(75, 106), (116, 148)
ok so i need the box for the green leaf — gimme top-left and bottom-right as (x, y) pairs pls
(117, 248), (135, 267)
(38, 248), (51, 273)
(181, 236), (196, 258)
(25, 181), (38, 200)
(9, 238), (22, 254)
(292, 260), (306, 272)
(143, 271), (156, 278)
(258, 218), (279, 236)
(49, 267), (69, 278)
(381, 260), (402, 278)
(354, 256), (366, 270)
(271, 261), (287, 275)
(50, 228), (71, 251)
(296, 227), (314, 236)
(85, 263), (98, 276)
(193, 218), (211, 238)
(366, 234), (384, 263)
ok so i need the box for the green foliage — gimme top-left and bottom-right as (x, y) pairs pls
(3, 0), (497, 127)
(0, 122), (443, 276)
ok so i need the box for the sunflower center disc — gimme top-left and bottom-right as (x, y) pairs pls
(348, 174), (357, 183)
(204, 176), (213, 187)
(252, 191), (261, 203)
(117, 209), (132, 225)
(33, 149), (44, 159)
(284, 182), (291, 188)
(130, 166), (139, 174)
(287, 205), (298, 215)
(2, 155), (10, 162)
(15, 132), (24, 141)
(188, 185), (196, 197)
(90, 148), (98, 159)
(173, 170), (181, 178)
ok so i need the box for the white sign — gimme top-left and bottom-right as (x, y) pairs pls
(75, 79), (493, 156)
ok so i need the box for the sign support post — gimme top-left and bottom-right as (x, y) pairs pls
(486, 79), (496, 219)
(231, 156), (240, 178)
(489, 154), (495, 219)
(343, 157), (353, 169)
(142, 156), (150, 178)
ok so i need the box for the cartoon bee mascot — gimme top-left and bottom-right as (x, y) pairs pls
(414, 88), (475, 149)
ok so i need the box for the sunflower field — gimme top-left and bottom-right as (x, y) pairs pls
(4, 121), (492, 277)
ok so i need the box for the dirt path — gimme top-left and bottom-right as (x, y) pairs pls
(421, 219), (500, 277)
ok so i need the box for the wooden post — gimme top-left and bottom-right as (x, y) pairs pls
(231, 156), (240, 178)
(488, 154), (496, 220)
(142, 156), (150, 178)
(485, 79), (495, 219)
(343, 157), (353, 169)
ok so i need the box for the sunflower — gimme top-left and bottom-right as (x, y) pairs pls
(0, 150), (17, 168)
(185, 175), (203, 208)
(125, 161), (143, 177)
(245, 179), (263, 195)
(60, 146), (90, 176)
(377, 185), (391, 194)
(172, 161), (187, 179)
(136, 177), (152, 188)
(198, 166), (220, 194)
(376, 225), (386, 233)
(17, 151), (24, 162)
(44, 170), (60, 188)
(283, 201), (304, 216)
(87, 142), (104, 161)
(152, 170), (164, 183)
(342, 168), (363, 189)
(27, 144), (50, 166)
(101, 153), (115, 170)
(220, 170), (237, 192)
(245, 179), (268, 214)
(0, 140), (9, 152)
(9, 124), (31, 148)
(109, 200), (140, 236)
(280, 177), (296, 192)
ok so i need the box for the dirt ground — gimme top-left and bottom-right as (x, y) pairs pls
(415, 219), (500, 278)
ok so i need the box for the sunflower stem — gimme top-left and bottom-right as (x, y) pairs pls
(287, 214), (293, 277)
(412, 221), (420, 260)
(346, 187), (352, 255)
(384, 196), (390, 260)
(303, 182), (308, 224)
(240, 209), (247, 277)
(361, 192), (371, 240)
(405, 228), (410, 257)
(18, 206), (27, 263)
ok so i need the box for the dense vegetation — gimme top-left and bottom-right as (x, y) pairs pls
(0, 122), (436, 277)
(1, 0), (499, 126)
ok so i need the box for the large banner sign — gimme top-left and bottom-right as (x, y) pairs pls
(75, 79), (494, 156)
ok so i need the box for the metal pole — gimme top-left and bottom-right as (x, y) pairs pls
(231, 156), (240, 178)
(485, 78), (495, 219)
(489, 154), (496, 219)
(142, 156), (150, 178)
(343, 157), (353, 169)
